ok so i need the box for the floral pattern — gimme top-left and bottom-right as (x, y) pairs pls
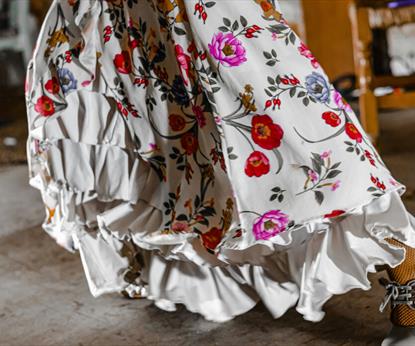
(26, 0), (405, 258)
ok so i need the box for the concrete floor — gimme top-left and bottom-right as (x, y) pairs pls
(1, 109), (415, 346)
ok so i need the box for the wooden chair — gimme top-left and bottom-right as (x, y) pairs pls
(349, 0), (415, 145)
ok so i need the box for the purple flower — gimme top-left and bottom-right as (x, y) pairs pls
(208, 32), (247, 67)
(57, 68), (77, 94)
(305, 72), (330, 103)
(308, 169), (319, 183)
(253, 210), (289, 240)
(334, 90), (352, 112)
(320, 150), (332, 159)
(331, 180), (341, 191)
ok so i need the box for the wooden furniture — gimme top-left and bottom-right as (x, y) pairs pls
(349, 0), (415, 144)
(301, 0), (355, 81)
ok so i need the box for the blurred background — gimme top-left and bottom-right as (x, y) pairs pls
(0, 1), (414, 345)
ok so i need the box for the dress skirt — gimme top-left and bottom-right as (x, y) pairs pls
(25, 0), (415, 322)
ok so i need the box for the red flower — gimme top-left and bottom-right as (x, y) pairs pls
(251, 114), (284, 150)
(180, 132), (198, 155)
(129, 39), (139, 49)
(289, 76), (300, 85)
(245, 151), (270, 177)
(201, 227), (223, 251)
(34, 95), (55, 116)
(345, 123), (363, 143)
(322, 111), (341, 127)
(365, 150), (376, 166)
(169, 114), (186, 131)
(113, 50), (132, 74)
(324, 210), (345, 218)
(45, 77), (60, 94)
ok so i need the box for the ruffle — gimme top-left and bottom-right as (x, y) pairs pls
(86, 189), (415, 322)
(29, 155), (415, 322)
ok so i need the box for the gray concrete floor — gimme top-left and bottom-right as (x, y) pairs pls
(1, 109), (415, 346)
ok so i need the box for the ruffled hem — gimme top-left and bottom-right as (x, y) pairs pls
(31, 166), (415, 322)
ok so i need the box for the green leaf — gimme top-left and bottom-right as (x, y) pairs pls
(176, 214), (188, 221)
(240, 15), (248, 27)
(289, 32), (296, 44)
(267, 76), (275, 85)
(326, 170), (341, 178)
(232, 20), (239, 31)
(289, 87), (296, 97)
(311, 158), (322, 175)
(263, 51), (272, 59)
(205, 1), (215, 8)
(265, 89), (273, 97)
(314, 191), (324, 205)
(218, 26), (229, 32)
(303, 97), (310, 106)
(266, 60), (276, 66)
(271, 49), (277, 58)
(174, 26), (186, 35)
(331, 162), (341, 170)
(223, 17), (231, 26)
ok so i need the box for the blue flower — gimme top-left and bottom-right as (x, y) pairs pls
(57, 68), (77, 94)
(305, 72), (330, 103)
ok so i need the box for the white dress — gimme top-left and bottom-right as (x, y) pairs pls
(25, 0), (415, 322)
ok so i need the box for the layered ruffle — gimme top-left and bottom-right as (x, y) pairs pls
(28, 141), (415, 322)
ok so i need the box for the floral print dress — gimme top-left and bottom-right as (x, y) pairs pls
(25, 0), (415, 322)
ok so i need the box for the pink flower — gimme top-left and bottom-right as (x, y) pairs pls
(320, 150), (332, 159)
(149, 143), (159, 151)
(389, 178), (399, 187)
(334, 90), (352, 112)
(308, 169), (319, 183)
(331, 180), (341, 191)
(208, 32), (247, 67)
(172, 222), (189, 233)
(298, 42), (319, 69)
(253, 210), (290, 240)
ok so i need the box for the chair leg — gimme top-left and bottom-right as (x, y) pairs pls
(360, 89), (379, 146)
